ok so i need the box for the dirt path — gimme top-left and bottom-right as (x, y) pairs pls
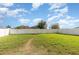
(17, 38), (34, 54)
(17, 38), (47, 55)
(3, 38), (47, 55)
(3, 38), (34, 55)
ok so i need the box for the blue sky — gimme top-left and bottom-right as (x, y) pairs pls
(0, 3), (79, 29)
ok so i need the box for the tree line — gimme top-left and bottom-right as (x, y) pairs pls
(6, 20), (60, 29)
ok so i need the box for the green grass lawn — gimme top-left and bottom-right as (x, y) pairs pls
(0, 34), (79, 55)
(0, 34), (34, 54)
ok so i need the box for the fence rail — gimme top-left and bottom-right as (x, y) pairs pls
(10, 29), (58, 34)
(0, 29), (79, 37)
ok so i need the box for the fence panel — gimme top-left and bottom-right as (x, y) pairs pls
(0, 29), (9, 37)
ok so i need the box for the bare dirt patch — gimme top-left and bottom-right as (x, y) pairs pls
(17, 38), (34, 54)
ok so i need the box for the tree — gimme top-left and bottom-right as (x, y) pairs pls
(15, 25), (31, 29)
(35, 20), (47, 29)
(6, 25), (11, 28)
(51, 23), (60, 29)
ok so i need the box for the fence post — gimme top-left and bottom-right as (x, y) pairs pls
(8, 28), (10, 35)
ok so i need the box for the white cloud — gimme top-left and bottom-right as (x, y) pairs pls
(47, 15), (61, 29)
(0, 3), (30, 17)
(47, 11), (79, 29)
(59, 19), (69, 25)
(54, 6), (68, 15)
(31, 18), (43, 26)
(48, 3), (68, 18)
(0, 15), (4, 19)
(14, 9), (28, 13)
(0, 7), (8, 14)
(7, 10), (17, 16)
(19, 18), (30, 25)
(59, 19), (75, 29)
(0, 3), (14, 7)
(0, 3), (14, 18)
(47, 16), (58, 24)
(0, 15), (4, 26)
(7, 8), (29, 17)
(47, 3), (69, 29)
(47, 13), (63, 26)
(49, 3), (66, 10)
(58, 15), (79, 29)
(47, 14), (51, 17)
(0, 7), (9, 23)
(31, 3), (44, 11)
(0, 7), (31, 25)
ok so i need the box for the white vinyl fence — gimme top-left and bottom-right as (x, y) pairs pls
(0, 29), (9, 37)
(10, 29), (58, 34)
(58, 29), (79, 35)
(0, 29), (79, 37)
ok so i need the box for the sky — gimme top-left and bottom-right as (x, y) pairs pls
(0, 3), (79, 29)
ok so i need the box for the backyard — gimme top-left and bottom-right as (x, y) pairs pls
(0, 34), (79, 55)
